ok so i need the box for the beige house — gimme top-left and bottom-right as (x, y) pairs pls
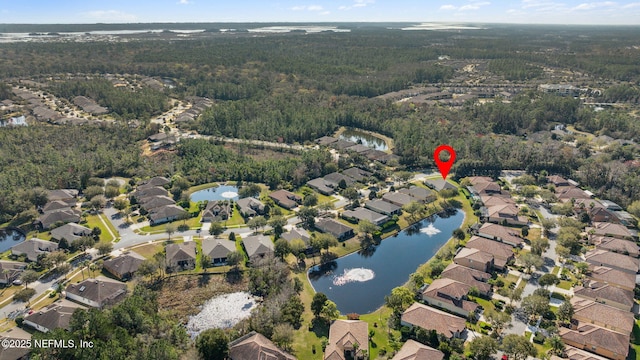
(401, 303), (466, 339)
(324, 320), (368, 360)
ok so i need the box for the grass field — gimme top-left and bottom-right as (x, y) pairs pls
(84, 214), (115, 242)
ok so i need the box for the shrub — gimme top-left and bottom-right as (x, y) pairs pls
(14, 288), (36, 302)
(533, 332), (545, 344)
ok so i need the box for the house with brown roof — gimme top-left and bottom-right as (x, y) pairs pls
(342, 208), (389, 226)
(470, 181), (502, 196)
(0, 261), (27, 285)
(486, 204), (528, 226)
(201, 200), (233, 222)
(165, 242), (197, 271)
(588, 236), (640, 257)
(547, 175), (570, 187)
(570, 298), (634, 334)
(139, 195), (176, 211)
(588, 265), (637, 291)
(391, 339), (444, 360)
(466, 236), (514, 270)
(557, 186), (592, 202)
(316, 136), (339, 146)
(400, 303), (466, 339)
(139, 176), (170, 188)
(103, 251), (145, 280)
(65, 278), (127, 309)
(269, 190), (302, 210)
(560, 323), (629, 360)
(440, 263), (491, 297)
(454, 247), (494, 273)
(202, 238), (236, 265)
(23, 300), (85, 333)
(132, 186), (168, 201)
(420, 278), (479, 317)
(552, 345), (612, 360)
(573, 282), (635, 311)
(476, 223), (524, 247)
(324, 320), (368, 360)
(315, 218), (354, 241)
(242, 235), (274, 262)
(586, 222), (637, 240)
(480, 195), (515, 207)
(228, 331), (296, 360)
(584, 249), (639, 274)
(11, 239), (59, 262)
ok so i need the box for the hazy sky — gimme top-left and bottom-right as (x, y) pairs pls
(1, 0), (640, 25)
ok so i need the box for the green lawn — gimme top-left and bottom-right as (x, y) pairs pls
(557, 280), (572, 290)
(133, 242), (164, 259)
(84, 214), (114, 242)
(139, 216), (202, 234)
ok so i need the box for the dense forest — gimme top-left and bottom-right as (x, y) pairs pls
(2, 25), (640, 220)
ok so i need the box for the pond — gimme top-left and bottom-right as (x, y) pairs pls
(339, 129), (389, 151)
(0, 228), (26, 253)
(190, 184), (239, 202)
(308, 210), (464, 315)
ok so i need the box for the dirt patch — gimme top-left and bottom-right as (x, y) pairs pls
(156, 274), (248, 324)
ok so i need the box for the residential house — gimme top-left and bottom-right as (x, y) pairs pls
(454, 247), (494, 273)
(236, 197), (265, 217)
(201, 200), (233, 222)
(324, 172), (355, 188)
(469, 181), (502, 196)
(148, 205), (188, 225)
(420, 278), (479, 317)
(47, 189), (79, 204)
(584, 249), (639, 274)
(280, 228), (312, 248)
(165, 242), (197, 271)
(242, 235), (274, 262)
(316, 136), (339, 146)
(228, 331), (296, 360)
(269, 190), (302, 210)
(586, 222), (637, 240)
(588, 207), (616, 223)
(440, 263), (491, 297)
(41, 200), (72, 213)
(486, 204), (528, 226)
(12, 239), (59, 262)
(424, 179), (457, 192)
(400, 302), (466, 339)
(23, 300), (85, 333)
(382, 192), (417, 207)
(139, 195), (176, 211)
(0, 261), (27, 285)
(315, 218), (355, 241)
(570, 297), (635, 334)
(0, 327), (31, 360)
(345, 144), (371, 154)
(329, 139), (357, 150)
(467, 176), (494, 185)
(480, 195), (515, 207)
(202, 238), (236, 265)
(36, 208), (81, 230)
(559, 324), (629, 360)
(552, 345), (612, 360)
(600, 200), (623, 211)
(342, 167), (373, 183)
(50, 223), (91, 242)
(131, 186), (168, 201)
(307, 177), (335, 195)
(611, 210), (636, 228)
(65, 278), (127, 309)
(342, 208), (389, 226)
(139, 176), (170, 189)
(547, 175), (570, 187)
(588, 265), (637, 291)
(391, 339), (444, 360)
(557, 186), (592, 203)
(466, 236), (514, 270)
(103, 251), (145, 280)
(324, 320), (368, 360)
(573, 282), (635, 311)
(588, 236), (640, 258)
(365, 199), (402, 216)
(399, 186), (437, 203)
(476, 223), (525, 247)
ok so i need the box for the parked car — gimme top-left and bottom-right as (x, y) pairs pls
(12, 279), (22, 286)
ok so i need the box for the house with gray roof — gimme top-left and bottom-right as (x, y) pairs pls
(342, 208), (389, 226)
(315, 218), (354, 241)
(242, 235), (274, 261)
(307, 177), (335, 195)
(50, 223), (91, 242)
(324, 172), (355, 188)
(148, 205), (187, 225)
(202, 238), (236, 265)
(269, 190), (302, 210)
(165, 242), (197, 271)
(424, 179), (457, 191)
(201, 200), (233, 222)
(365, 199), (402, 216)
(23, 300), (85, 333)
(342, 167), (373, 183)
(140, 195), (176, 211)
(132, 186), (168, 201)
(0, 261), (27, 285)
(281, 228), (311, 247)
(103, 251), (145, 280)
(0, 327), (31, 360)
(12, 239), (59, 262)
(236, 197), (265, 217)
(382, 191), (417, 207)
(138, 176), (170, 189)
(65, 278), (127, 309)
(399, 186), (437, 203)
(36, 208), (81, 230)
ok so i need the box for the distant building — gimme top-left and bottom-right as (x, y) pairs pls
(539, 84), (579, 97)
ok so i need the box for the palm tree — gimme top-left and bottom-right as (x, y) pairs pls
(548, 336), (565, 356)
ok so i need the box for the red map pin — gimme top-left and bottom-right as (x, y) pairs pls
(434, 145), (456, 180)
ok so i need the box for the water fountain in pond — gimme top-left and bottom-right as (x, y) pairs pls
(332, 268), (375, 286)
(419, 223), (441, 236)
(220, 191), (238, 199)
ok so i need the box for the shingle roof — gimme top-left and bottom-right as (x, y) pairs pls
(454, 247), (494, 265)
(365, 199), (402, 214)
(165, 242), (197, 264)
(325, 320), (368, 360)
(342, 167), (373, 182)
(139, 195), (176, 211)
(573, 283), (635, 310)
(103, 251), (145, 279)
(401, 303), (466, 338)
(269, 190), (302, 209)
(560, 324), (629, 359)
(315, 218), (354, 238)
(242, 235), (274, 259)
(570, 298), (634, 333)
(391, 339), (444, 360)
(586, 222), (636, 239)
(584, 249), (639, 273)
(382, 192), (416, 206)
(477, 223), (524, 246)
(12, 239), (59, 262)
(202, 238), (236, 259)
(342, 208), (389, 225)
(24, 301), (84, 332)
(148, 204), (187, 222)
(422, 278), (479, 314)
(440, 263), (491, 295)
(590, 236), (640, 257)
(588, 265), (637, 290)
(50, 223), (91, 242)
(466, 236), (514, 261)
(280, 228), (311, 245)
(65, 278), (127, 308)
(398, 186), (436, 202)
(38, 209), (81, 229)
(424, 179), (457, 191)
(229, 331), (296, 360)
